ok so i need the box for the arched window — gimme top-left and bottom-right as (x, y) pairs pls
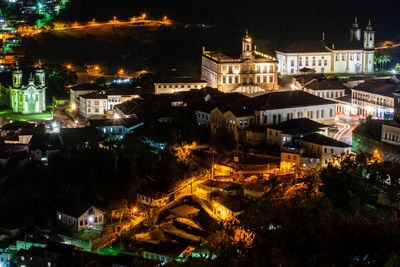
(243, 77), (247, 84)
(249, 77), (253, 84)
(246, 44), (250, 51)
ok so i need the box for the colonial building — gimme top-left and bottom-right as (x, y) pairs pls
(266, 118), (328, 147)
(154, 76), (208, 94)
(79, 92), (108, 118)
(281, 133), (351, 171)
(1, 64), (46, 114)
(252, 90), (337, 125)
(70, 83), (103, 106)
(210, 91), (337, 142)
(276, 18), (375, 75)
(201, 31), (278, 94)
(351, 78), (399, 119)
(381, 90), (400, 146)
(292, 76), (347, 99)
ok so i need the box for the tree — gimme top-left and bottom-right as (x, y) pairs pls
(46, 64), (78, 99)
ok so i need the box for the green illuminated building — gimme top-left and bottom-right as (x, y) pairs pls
(8, 64), (46, 114)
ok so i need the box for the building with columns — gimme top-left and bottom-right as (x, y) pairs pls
(351, 78), (400, 119)
(0, 62), (47, 114)
(201, 31), (278, 94)
(381, 90), (400, 146)
(276, 18), (375, 75)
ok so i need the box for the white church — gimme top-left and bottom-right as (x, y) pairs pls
(276, 18), (375, 75)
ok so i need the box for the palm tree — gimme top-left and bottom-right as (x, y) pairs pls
(382, 55), (391, 70)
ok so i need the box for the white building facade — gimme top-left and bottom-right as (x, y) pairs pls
(351, 79), (399, 119)
(79, 93), (108, 118)
(201, 31), (278, 94)
(276, 18), (375, 75)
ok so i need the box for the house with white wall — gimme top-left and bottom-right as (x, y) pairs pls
(57, 205), (105, 232)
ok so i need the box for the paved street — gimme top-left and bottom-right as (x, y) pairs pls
(331, 116), (359, 145)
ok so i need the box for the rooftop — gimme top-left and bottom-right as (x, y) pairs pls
(169, 205), (200, 217)
(306, 80), (347, 91)
(155, 76), (207, 84)
(80, 91), (107, 99)
(267, 118), (328, 135)
(276, 40), (330, 53)
(353, 79), (400, 97)
(248, 90), (336, 110)
(299, 133), (351, 148)
(58, 204), (104, 218)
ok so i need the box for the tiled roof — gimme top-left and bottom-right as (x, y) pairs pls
(155, 76), (207, 84)
(169, 205), (200, 217)
(267, 118), (328, 135)
(248, 90), (336, 110)
(300, 133), (351, 148)
(80, 92), (107, 99)
(306, 80), (347, 91)
(329, 40), (364, 50)
(353, 79), (400, 97)
(277, 40), (331, 53)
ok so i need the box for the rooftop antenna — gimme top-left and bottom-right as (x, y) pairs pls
(245, 28), (248, 37)
(322, 32), (325, 41)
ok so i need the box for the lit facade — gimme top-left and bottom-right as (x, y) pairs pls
(201, 31), (278, 94)
(8, 66), (46, 114)
(276, 18), (375, 75)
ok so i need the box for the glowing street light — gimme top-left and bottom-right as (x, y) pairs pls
(114, 113), (121, 119)
(71, 103), (76, 111)
(142, 13), (147, 19)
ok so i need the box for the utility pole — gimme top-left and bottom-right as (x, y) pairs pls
(211, 149), (215, 179)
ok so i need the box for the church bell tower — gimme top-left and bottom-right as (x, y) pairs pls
(350, 17), (361, 41)
(12, 62), (22, 88)
(364, 19), (375, 50)
(241, 29), (253, 59)
(35, 59), (45, 87)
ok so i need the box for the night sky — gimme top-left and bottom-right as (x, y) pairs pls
(65, 0), (400, 43)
